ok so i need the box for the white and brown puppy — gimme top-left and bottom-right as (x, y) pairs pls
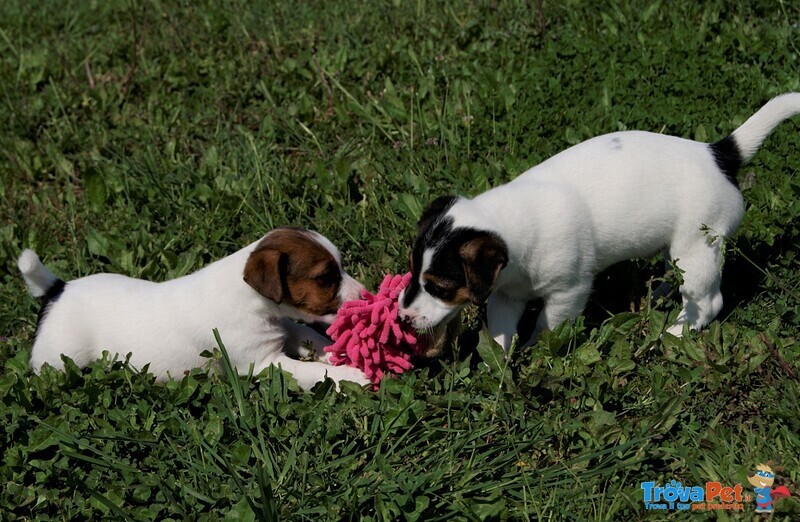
(399, 93), (800, 353)
(19, 227), (370, 388)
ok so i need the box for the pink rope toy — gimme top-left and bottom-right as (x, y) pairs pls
(324, 272), (421, 387)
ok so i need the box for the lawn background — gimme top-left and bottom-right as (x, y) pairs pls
(1, 0), (799, 519)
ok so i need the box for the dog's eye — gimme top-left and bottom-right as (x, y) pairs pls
(316, 268), (341, 286)
(425, 280), (453, 297)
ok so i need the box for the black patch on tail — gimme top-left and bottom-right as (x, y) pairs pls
(709, 135), (742, 188)
(34, 278), (66, 341)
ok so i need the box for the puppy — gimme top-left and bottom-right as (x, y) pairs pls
(399, 93), (800, 352)
(19, 227), (371, 388)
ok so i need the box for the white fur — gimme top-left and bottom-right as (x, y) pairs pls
(18, 250), (59, 298)
(401, 94), (800, 350)
(733, 94), (800, 161)
(19, 233), (369, 389)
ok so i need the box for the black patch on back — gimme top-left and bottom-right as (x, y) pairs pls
(34, 278), (66, 341)
(709, 135), (742, 188)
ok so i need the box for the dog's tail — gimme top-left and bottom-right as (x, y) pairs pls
(710, 93), (800, 185)
(18, 249), (63, 298)
(731, 93), (800, 163)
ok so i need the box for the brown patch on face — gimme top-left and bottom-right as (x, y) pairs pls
(422, 273), (471, 306)
(243, 228), (343, 316)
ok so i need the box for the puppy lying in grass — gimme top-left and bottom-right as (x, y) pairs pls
(19, 227), (371, 388)
(399, 93), (800, 353)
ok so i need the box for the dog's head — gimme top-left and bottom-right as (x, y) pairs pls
(398, 196), (508, 355)
(243, 227), (364, 323)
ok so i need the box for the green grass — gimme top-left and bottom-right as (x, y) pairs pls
(1, 0), (799, 519)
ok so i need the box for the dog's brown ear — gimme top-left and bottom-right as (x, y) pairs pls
(244, 247), (288, 304)
(459, 233), (508, 305)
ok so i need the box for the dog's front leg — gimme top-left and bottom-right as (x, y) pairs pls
(530, 284), (592, 343)
(266, 355), (371, 390)
(487, 292), (526, 354)
(281, 319), (336, 362)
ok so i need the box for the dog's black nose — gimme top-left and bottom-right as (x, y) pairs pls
(398, 312), (412, 325)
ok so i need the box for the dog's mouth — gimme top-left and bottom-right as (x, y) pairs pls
(413, 311), (462, 358)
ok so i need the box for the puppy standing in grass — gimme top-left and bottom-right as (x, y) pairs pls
(19, 227), (371, 388)
(399, 94), (800, 353)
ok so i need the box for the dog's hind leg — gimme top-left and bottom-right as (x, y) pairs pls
(665, 239), (724, 337)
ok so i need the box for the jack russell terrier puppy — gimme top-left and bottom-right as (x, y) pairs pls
(19, 227), (371, 388)
(399, 93), (800, 353)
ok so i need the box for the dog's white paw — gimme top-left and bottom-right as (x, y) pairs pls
(665, 323), (685, 337)
(330, 365), (371, 387)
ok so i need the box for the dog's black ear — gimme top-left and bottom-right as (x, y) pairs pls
(418, 195), (459, 232)
(244, 247), (288, 304)
(459, 233), (508, 305)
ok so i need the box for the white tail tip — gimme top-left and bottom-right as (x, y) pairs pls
(731, 92), (800, 163)
(18, 249), (59, 298)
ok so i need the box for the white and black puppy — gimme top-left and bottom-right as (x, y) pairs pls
(399, 93), (800, 353)
(19, 227), (370, 388)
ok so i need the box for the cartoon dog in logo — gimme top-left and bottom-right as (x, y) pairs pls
(747, 463), (791, 513)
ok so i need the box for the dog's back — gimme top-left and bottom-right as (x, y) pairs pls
(19, 248), (270, 377)
(20, 251), (145, 370)
(508, 131), (743, 267)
